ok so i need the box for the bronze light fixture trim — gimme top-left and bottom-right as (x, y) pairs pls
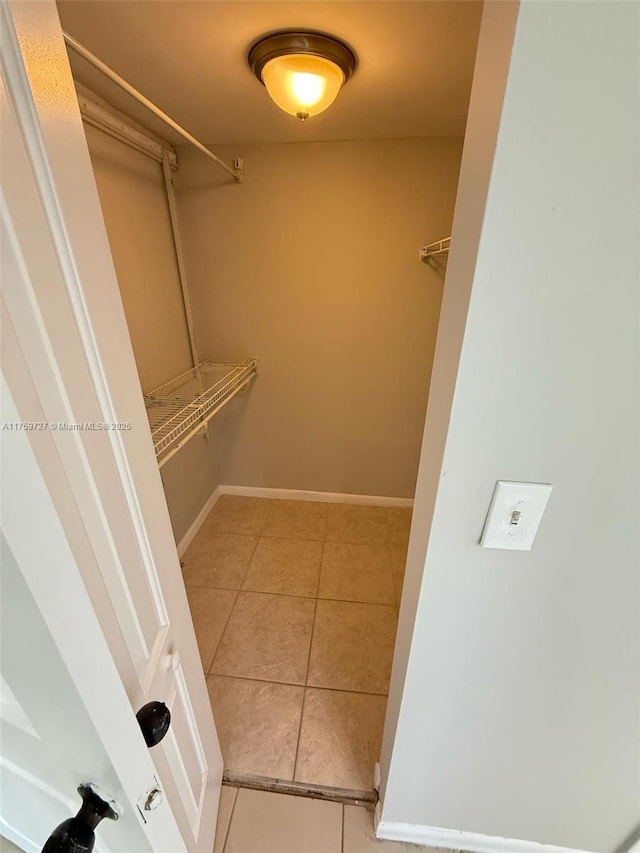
(248, 30), (357, 121)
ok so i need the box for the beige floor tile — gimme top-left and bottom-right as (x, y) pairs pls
(207, 677), (303, 779)
(343, 805), (428, 852)
(211, 591), (315, 683)
(225, 789), (342, 853)
(386, 508), (412, 551)
(318, 543), (395, 605)
(262, 500), (329, 541)
(243, 537), (322, 598)
(213, 785), (237, 853)
(386, 507), (412, 525)
(389, 528), (411, 550)
(308, 600), (397, 694)
(389, 547), (408, 607)
(326, 504), (389, 546)
(387, 507), (413, 549)
(295, 688), (387, 790)
(182, 532), (257, 589)
(186, 587), (237, 672)
(204, 495), (273, 535)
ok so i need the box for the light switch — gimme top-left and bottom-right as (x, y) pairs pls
(480, 481), (552, 551)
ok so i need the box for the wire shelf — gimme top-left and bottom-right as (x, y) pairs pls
(144, 359), (258, 465)
(419, 236), (451, 263)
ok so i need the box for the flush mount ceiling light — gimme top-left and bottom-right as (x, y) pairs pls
(248, 31), (357, 122)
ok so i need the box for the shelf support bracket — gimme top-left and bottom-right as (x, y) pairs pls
(161, 152), (209, 437)
(161, 152), (199, 370)
(419, 236), (451, 263)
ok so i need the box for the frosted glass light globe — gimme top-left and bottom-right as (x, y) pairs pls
(261, 54), (346, 121)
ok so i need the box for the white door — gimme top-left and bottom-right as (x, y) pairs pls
(0, 385), (184, 853)
(0, 0), (223, 850)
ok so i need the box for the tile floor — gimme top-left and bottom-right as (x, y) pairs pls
(183, 496), (411, 792)
(214, 786), (432, 853)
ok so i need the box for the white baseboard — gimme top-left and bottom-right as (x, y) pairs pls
(219, 484), (413, 508)
(375, 820), (596, 853)
(177, 485), (221, 557)
(176, 484), (413, 556)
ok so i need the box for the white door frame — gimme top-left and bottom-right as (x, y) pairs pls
(1, 0), (222, 848)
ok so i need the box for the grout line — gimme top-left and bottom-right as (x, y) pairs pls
(292, 535), (324, 780)
(291, 686), (308, 783)
(205, 528), (263, 676)
(341, 802), (345, 853)
(310, 537), (326, 669)
(206, 671), (390, 698)
(239, 529), (263, 586)
(206, 588), (239, 677)
(220, 784), (239, 853)
(186, 581), (398, 609)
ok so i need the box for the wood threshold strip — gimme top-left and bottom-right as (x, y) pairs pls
(222, 771), (377, 806)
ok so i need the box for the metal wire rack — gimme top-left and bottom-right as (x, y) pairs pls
(144, 359), (258, 467)
(419, 236), (451, 263)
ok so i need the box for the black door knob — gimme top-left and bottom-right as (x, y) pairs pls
(41, 784), (118, 853)
(136, 700), (171, 747)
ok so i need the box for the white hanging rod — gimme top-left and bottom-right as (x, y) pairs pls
(63, 31), (244, 182)
(420, 236), (451, 262)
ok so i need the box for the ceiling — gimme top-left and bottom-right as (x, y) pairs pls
(57, 1), (483, 146)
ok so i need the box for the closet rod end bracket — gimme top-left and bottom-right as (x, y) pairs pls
(233, 157), (245, 183)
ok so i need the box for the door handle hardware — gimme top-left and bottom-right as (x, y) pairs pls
(143, 787), (164, 811)
(136, 700), (171, 747)
(41, 783), (119, 852)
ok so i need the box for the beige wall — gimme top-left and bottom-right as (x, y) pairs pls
(381, 2), (640, 850)
(84, 123), (219, 544)
(177, 138), (463, 498)
(159, 417), (226, 545)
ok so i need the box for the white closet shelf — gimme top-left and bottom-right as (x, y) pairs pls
(419, 236), (451, 262)
(144, 359), (258, 466)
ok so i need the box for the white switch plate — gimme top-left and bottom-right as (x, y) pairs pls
(480, 481), (552, 551)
